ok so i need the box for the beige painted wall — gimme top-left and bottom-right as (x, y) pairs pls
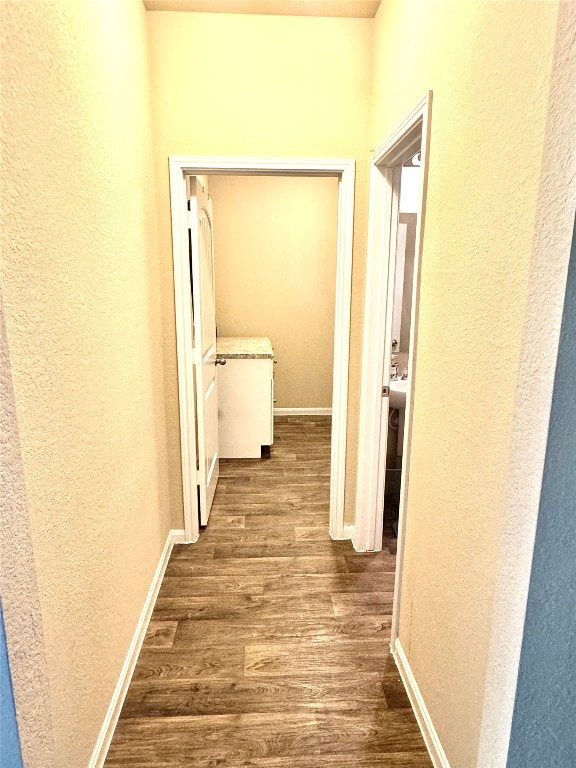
(209, 175), (339, 408)
(370, 2), (561, 766)
(0, 1), (174, 765)
(146, 10), (373, 521)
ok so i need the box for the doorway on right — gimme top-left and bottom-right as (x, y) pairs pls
(386, 160), (420, 540)
(355, 93), (432, 649)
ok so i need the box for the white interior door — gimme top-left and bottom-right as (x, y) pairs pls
(188, 177), (219, 525)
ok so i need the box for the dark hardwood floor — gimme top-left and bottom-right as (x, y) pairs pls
(105, 416), (431, 767)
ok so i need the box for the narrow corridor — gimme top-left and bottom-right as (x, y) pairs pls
(106, 417), (431, 766)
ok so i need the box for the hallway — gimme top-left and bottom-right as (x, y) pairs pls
(105, 417), (431, 766)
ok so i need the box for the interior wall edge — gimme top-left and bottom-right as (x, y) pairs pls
(476, 4), (576, 765)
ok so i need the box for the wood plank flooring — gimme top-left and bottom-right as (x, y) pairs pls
(105, 416), (431, 767)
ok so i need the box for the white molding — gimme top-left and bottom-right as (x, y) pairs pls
(371, 95), (430, 167)
(274, 407), (332, 416)
(170, 161), (200, 545)
(329, 161), (355, 541)
(390, 94), (432, 644)
(392, 639), (451, 768)
(169, 155), (355, 175)
(331, 523), (354, 542)
(169, 156), (355, 544)
(88, 528), (185, 768)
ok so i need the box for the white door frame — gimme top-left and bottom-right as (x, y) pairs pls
(354, 95), (432, 645)
(169, 156), (356, 544)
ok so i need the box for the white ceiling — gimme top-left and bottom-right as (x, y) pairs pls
(142, 0), (381, 18)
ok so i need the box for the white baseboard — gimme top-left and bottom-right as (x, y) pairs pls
(392, 639), (451, 768)
(89, 528), (186, 767)
(274, 407), (332, 416)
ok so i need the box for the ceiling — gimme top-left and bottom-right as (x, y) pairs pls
(142, 0), (382, 18)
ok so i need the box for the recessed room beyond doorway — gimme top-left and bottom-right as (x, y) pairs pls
(169, 156), (355, 545)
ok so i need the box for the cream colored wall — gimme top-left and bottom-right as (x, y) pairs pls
(209, 175), (339, 408)
(146, 10), (373, 521)
(370, 2), (561, 766)
(0, 1), (174, 765)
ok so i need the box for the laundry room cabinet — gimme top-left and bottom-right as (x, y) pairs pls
(216, 337), (274, 458)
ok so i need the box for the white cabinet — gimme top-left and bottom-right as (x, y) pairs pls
(216, 338), (274, 459)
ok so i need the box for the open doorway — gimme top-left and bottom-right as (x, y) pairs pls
(169, 158), (355, 544)
(208, 172), (338, 426)
(204, 172), (338, 536)
(355, 95), (432, 649)
(386, 162), (420, 536)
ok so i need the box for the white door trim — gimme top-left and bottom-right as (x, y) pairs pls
(169, 156), (355, 543)
(354, 95), (432, 645)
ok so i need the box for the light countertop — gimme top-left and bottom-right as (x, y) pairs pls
(216, 337), (274, 359)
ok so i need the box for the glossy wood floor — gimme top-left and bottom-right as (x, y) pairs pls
(106, 417), (431, 767)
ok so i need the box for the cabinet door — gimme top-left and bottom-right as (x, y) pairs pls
(269, 360), (274, 446)
(217, 358), (273, 458)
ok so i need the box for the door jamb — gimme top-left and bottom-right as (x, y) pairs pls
(169, 156), (356, 544)
(354, 95), (432, 647)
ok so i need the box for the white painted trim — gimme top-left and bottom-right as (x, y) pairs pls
(274, 407), (332, 416)
(331, 522), (355, 542)
(391, 95), (432, 644)
(169, 157), (355, 544)
(392, 639), (451, 768)
(329, 166), (355, 541)
(354, 95), (432, 651)
(170, 161), (200, 545)
(343, 523), (355, 540)
(169, 156), (355, 175)
(88, 528), (185, 768)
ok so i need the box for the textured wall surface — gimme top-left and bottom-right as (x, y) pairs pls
(2, 3), (573, 767)
(0, 1), (174, 764)
(478, 6), (576, 762)
(370, 2), (561, 766)
(210, 175), (339, 408)
(0, 296), (56, 767)
(507, 217), (576, 767)
(146, 10), (373, 523)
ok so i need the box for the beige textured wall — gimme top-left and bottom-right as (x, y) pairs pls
(0, 1), (174, 765)
(146, 10), (373, 521)
(209, 175), (339, 408)
(370, 2), (560, 766)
